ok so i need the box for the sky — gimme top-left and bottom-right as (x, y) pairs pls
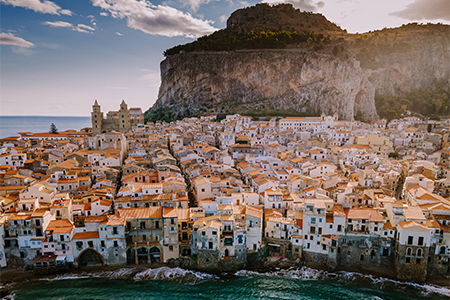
(1, 0), (449, 117)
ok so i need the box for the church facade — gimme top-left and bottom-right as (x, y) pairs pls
(91, 100), (144, 135)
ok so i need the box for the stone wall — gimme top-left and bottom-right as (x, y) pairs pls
(337, 235), (393, 269)
(394, 244), (429, 283)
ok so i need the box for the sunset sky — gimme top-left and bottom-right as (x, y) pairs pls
(1, 0), (449, 116)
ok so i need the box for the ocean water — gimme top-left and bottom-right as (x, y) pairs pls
(0, 116), (91, 138)
(7, 267), (450, 300)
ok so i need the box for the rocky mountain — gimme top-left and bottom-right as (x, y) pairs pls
(146, 4), (450, 123)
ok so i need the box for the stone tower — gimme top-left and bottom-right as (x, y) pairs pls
(118, 100), (131, 133)
(91, 100), (103, 135)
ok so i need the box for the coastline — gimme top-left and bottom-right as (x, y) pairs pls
(1, 262), (449, 298)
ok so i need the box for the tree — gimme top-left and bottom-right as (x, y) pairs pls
(49, 123), (58, 134)
(388, 152), (399, 159)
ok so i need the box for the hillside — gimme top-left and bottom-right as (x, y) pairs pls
(146, 4), (450, 123)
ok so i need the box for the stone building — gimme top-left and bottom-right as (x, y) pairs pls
(91, 100), (143, 135)
(394, 221), (432, 282)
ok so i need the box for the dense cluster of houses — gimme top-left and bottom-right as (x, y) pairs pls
(0, 105), (449, 282)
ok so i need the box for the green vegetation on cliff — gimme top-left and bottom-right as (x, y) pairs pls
(375, 81), (450, 121)
(164, 28), (332, 56)
(164, 3), (343, 56)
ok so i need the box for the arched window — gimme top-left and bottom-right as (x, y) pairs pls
(417, 248), (423, 257)
(407, 247), (412, 256)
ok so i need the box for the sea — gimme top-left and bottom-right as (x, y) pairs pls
(4, 267), (450, 300)
(0, 116), (91, 139)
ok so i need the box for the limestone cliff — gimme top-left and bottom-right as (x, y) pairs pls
(147, 5), (450, 122)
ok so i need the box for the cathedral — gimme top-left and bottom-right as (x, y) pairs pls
(91, 100), (144, 135)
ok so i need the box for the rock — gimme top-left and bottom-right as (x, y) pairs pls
(146, 5), (449, 122)
(279, 258), (294, 269)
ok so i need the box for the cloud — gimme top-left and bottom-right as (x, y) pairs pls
(0, 32), (34, 47)
(91, 0), (217, 38)
(100, 11), (109, 16)
(183, 0), (219, 12)
(0, 0), (72, 15)
(86, 15), (97, 25)
(76, 24), (96, 33)
(262, 0), (325, 12)
(116, 32), (124, 36)
(219, 14), (227, 23)
(389, 0), (450, 21)
(43, 21), (96, 33)
(11, 46), (34, 55)
(43, 20), (73, 28)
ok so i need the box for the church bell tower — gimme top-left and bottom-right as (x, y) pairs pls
(91, 99), (103, 135)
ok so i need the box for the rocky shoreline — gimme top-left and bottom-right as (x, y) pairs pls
(1, 259), (449, 298)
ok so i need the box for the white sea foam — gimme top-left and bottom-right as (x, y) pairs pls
(236, 267), (450, 297)
(1, 292), (15, 300)
(133, 267), (217, 284)
(235, 266), (325, 280)
(36, 266), (217, 284)
(40, 274), (92, 281)
(335, 270), (450, 297)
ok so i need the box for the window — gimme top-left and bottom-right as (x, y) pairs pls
(416, 258), (421, 264)
(202, 231), (206, 236)
(212, 231), (217, 235)
(209, 242), (213, 249)
(318, 228), (322, 235)
(337, 225), (342, 232)
(76, 241), (83, 249)
(113, 227), (118, 234)
(114, 241), (118, 247)
(418, 236), (424, 246)
(88, 241), (94, 248)
(140, 222), (146, 229)
(35, 219), (41, 226)
(417, 248), (423, 257)
(201, 188), (205, 192)
(407, 236), (413, 245)
(406, 257), (411, 263)
(101, 241), (106, 248)
(407, 247), (412, 256)
(310, 227), (316, 234)
(169, 245), (173, 251)
(60, 235), (65, 241)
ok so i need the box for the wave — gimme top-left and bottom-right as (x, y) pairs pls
(235, 266), (325, 280)
(335, 271), (450, 297)
(1, 293), (15, 300)
(134, 267), (218, 284)
(38, 267), (218, 285)
(236, 267), (450, 297)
